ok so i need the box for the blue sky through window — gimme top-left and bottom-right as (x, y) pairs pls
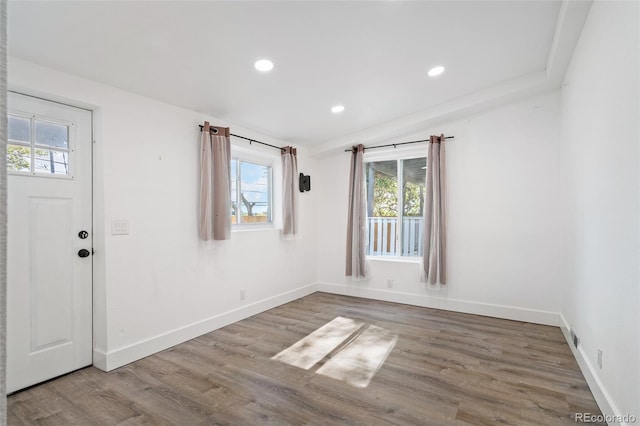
(231, 158), (271, 222)
(240, 161), (269, 216)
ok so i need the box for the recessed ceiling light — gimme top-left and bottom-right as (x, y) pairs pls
(331, 105), (345, 113)
(254, 59), (274, 72)
(428, 65), (445, 77)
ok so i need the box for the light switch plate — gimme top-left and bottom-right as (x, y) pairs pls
(111, 219), (129, 235)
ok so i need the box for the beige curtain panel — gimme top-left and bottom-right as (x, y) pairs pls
(422, 135), (447, 284)
(281, 146), (299, 238)
(346, 144), (367, 279)
(199, 122), (231, 241)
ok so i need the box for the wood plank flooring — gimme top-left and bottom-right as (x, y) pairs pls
(8, 292), (604, 425)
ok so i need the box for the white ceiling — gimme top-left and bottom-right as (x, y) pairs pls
(7, 1), (589, 150)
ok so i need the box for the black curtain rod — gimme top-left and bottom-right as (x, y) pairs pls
(343, 136), (455, 152)
(199, 125), (285, 152)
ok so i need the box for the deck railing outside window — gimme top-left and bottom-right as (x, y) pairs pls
(367, 217), (424, 257)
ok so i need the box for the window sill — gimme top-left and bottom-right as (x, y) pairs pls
(232, 224), (280, 233)
(366, 256), (422, 264)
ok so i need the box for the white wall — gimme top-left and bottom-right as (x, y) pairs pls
(8, 3), (639, 418)
(560, 0), (639, 421)
(8, 57), (319, 370)
(316, 91), (564, 325)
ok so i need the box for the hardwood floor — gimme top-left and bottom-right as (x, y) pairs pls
(8, 292), (604, 425)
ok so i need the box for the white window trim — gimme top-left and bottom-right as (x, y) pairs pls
(363, 145), (426, 163)
(367, 256), (421, 264)
(230, 144), (282, 231)
(364, 147), (427, 259)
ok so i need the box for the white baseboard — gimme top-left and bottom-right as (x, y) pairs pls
(93, 281), (628, 426)
(95, 283), (317, 372)
(316, 282), (561, 326)
(93, 349), (108, 371)
(559, 315), (631, 426)
(94, 282), (560, 372)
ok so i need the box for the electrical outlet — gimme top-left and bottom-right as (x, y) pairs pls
(597, 349), (603, 369)
(240, 289), (246, 300)
(387, 279), (394, 288)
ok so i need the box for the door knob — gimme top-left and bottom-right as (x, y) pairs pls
(78, 230), (89, 239)
(78, 249), (91, 258)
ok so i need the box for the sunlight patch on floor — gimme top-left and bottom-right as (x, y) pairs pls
(272, 317), (397, 388)
(316, 324), (397, 388)
(271, 316), (364, 370)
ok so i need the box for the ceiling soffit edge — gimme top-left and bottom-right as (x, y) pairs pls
(310, 70), (549, 158)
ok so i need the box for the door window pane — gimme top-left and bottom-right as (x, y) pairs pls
(7, 116), (71, 177)
(35, 121), (69, 149)
(8, 115), (30, 143)
(34, 149), (69, 175)
(7, 145), (31, 172)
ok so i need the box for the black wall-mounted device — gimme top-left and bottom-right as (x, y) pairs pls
(299, 173), (311, 192)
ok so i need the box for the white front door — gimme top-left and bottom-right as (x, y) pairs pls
(6, 92), (93, 393)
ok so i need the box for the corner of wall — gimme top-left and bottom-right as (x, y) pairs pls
(558, 315), (630, 426)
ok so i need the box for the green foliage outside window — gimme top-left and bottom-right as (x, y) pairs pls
(373, 173), (397, 217)
(403, 181), (424, 217)
(7, 145), (30, 172)
(7, 146), (55, 172)
(372, 173), (424, 217)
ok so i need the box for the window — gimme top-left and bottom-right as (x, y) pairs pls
(7, 114), (72, 177)
(231, 158), (272, 225)
(365, 156), (426, 257)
